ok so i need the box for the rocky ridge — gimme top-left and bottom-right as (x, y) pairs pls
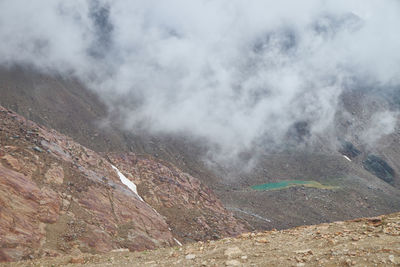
(0, 106), (245, 262)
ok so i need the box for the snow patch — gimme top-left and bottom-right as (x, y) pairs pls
(343, 155), (352, 162)
(173, 238), (183, 246)
(228, 207), (271, 223)
(112, 165), (144, 202)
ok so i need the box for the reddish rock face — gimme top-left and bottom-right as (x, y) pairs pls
(0, 105), (247, 262)
(0, 165), (60, 261)
(0, 106), (174, 262)
(107, 153), (248, 243)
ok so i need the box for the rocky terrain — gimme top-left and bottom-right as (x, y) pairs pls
(1, 67), (400, 232)
(0, 106), (245, 262)
(107, 153), (247, 243)
(3, 212), (400, 266)
(2, 3), (400, 265)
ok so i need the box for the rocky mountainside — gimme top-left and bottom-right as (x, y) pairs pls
(0, 106), (246, 262)
(3, 212), (400, 266)
(1, 67), (400, 232)
(107, 153), (247, 243)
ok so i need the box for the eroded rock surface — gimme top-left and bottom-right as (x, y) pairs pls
(0, 106), (174, 262)
(0, 105), (246, 262)
(107, 153), (248, 243)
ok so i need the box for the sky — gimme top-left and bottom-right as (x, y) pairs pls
(1, 0), (400, 161)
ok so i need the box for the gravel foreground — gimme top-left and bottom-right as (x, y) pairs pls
(2, 213), (400, 267)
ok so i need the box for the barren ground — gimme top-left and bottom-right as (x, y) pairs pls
(3, 213), (400, 267)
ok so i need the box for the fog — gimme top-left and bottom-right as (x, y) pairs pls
(1, 0), (400, 160)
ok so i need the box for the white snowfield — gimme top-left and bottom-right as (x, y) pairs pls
(173, 238), (183, 246)
(112, 165), (144, 202)
(343, 155), (352, 162)
(112, 165), (183, 247)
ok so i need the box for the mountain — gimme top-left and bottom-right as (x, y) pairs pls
(1, 66), (400, 233)
(0, 105), (245, 262)
(2, 2), (400, 265)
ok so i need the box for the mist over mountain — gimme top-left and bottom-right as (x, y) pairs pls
(2, 3), (400, 263)
(1, 0), (400, 162)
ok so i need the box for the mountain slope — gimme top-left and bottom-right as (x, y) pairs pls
(4, 212), (400, 266)
(0, 106), (245, 262)
(107, 153), (247, 243)
(1, 66), (400, 232)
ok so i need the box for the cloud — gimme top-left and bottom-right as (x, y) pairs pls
(1, 0), (400, 161)
(360, 111), (398, 146)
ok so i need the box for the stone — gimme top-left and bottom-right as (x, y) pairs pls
(185, 254), (196, 260)
(224, 246), (243, 258)
(111, 248), (130, 253)
(240, 233), (251, 238)
(69, 256), (85, 264)
(1, 154), (21, 170)
(45, 164), (64, 184)
(225, 259), (241, 266)
(294, 249), (312, 254)
(33, 146), (43, 153)
(256, 238), (269, 243)
(389, 255), (396, 263)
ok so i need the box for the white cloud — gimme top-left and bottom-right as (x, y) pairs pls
(1, 0), (400, 160)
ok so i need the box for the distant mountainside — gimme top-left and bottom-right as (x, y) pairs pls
(1, 65), (400, 233)
(0, 105), (245, 262)
(0, 65), (219, 186)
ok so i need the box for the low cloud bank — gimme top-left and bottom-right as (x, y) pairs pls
(1, 0), (400, 160)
